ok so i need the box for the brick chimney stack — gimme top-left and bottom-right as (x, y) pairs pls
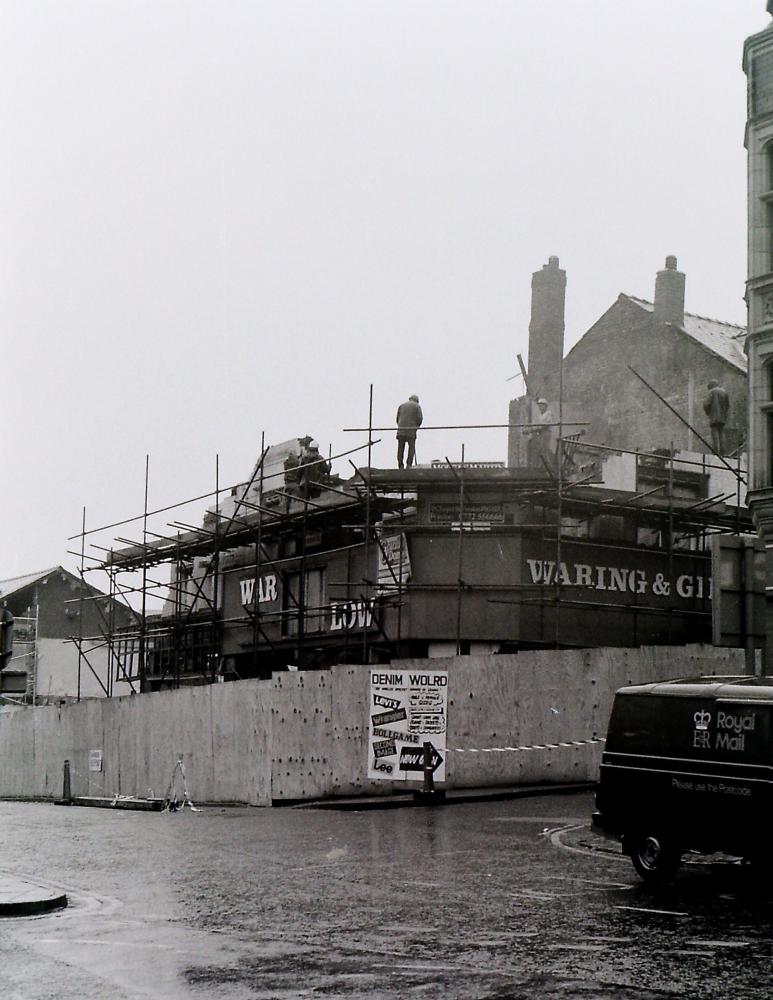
(653, 255), (685, 327)
(527, 255), (566, 399)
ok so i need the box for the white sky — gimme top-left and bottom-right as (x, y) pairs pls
(1, 0), (767, 588)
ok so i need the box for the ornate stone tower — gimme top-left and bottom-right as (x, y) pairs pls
(744, 7), (773, 668)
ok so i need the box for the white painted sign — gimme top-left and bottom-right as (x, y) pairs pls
(239, 574), (278, 608)
(525, 559), (711, 602)
(330, 599), (374, 631)
(89, 749), (103, 773)
(368, 669), (448, 782)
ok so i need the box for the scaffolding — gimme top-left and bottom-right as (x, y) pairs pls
(1, 607), (39, 704)
(67, 383), (753, 698)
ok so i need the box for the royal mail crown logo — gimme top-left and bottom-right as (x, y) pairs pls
(693, 709), (711, 731)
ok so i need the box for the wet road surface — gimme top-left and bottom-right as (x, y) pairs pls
(0, 791), (771, 999)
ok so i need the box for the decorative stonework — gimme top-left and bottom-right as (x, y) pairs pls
(753, 48), (773, 116)
(746, 14), (773, 671)
(763, 290), (773, 324)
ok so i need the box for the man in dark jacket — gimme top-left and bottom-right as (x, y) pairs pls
(703, 380), (730, 455)
(396, 394), (423, 468)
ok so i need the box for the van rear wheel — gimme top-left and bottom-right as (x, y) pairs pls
(628, 830), (681, 884)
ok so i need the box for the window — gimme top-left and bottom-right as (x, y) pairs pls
(766, 362), (773, 486)
(763, 142), (773, 270)
(589, 514), (624, 541)
(283, 568), (326, 636)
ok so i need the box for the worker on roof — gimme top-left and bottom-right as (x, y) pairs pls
(526, 397), (557, 472)
(300, 439), (331, 497)
(396, 395), (423, 469)
(703, 380), (730, 455)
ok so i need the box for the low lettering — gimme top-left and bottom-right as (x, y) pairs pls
(331, 600), (375, 632)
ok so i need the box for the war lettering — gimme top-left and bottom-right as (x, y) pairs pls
(239, 574), (278, 607)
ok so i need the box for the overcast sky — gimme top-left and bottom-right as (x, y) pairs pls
(1, 0), (767, 591)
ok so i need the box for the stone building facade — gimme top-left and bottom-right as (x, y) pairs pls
(745, 8), (773, 670)
(508, 257), (747, 467)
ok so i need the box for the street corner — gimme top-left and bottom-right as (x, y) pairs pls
(550, 817), (623, 862)
(0, 873), (67, 917)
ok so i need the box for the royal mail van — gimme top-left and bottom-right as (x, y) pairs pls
(592, 676), (773, 882)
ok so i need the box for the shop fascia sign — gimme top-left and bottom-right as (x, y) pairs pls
(525, 558), (711, 602)
(330, 600), (375, 631)
(239, 574), (278, 607)
(239, 572), (375, 632)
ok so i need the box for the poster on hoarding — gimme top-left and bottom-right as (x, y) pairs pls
(368, 668), (448, 782)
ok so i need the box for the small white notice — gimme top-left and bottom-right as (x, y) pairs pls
(368, 668), (448, 782)
(88, 749), (103, 772)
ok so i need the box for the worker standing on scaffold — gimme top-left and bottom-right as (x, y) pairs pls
(527, 397), (557, 472)
(396, 394), (423, 469)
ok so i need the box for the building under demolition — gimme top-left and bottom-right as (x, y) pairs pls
(71, 256), (752, 694)
(0, 567), (134, 703)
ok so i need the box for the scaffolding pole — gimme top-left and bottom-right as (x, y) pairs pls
(70, 386), (753, 696)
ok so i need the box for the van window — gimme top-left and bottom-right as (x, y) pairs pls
(605, 694), (710, 757)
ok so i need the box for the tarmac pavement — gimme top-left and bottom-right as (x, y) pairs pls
(2, 787), (772, 999)
(0, 780), (595, 917)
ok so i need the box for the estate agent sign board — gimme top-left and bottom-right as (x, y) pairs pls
(367, 668), (448, 782)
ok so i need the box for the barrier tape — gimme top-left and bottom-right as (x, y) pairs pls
(447, 737), (605, 753)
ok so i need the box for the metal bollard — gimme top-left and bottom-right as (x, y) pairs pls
(412, 741), (446, 806)
(422, 741), (435, 795)
(62, 759), (72, 805)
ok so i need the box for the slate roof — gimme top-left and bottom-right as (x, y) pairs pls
(0, 568), (61, 599)
(626, 296), (747, 373)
